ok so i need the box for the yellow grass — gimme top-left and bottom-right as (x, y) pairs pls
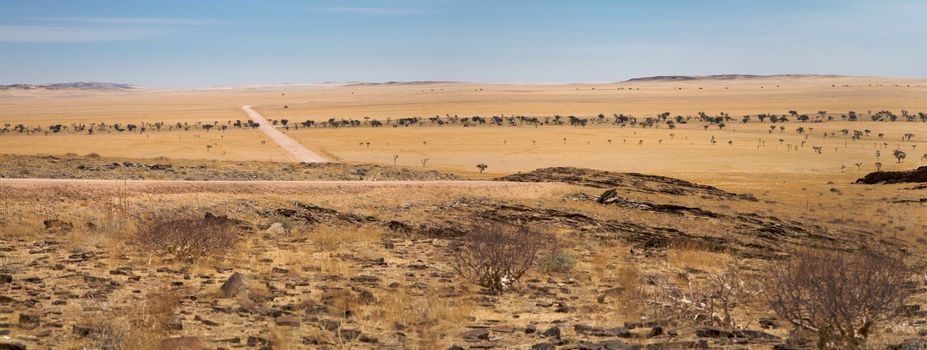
(0, 129), (290, 161)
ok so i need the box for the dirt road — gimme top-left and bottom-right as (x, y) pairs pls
(242, 105), (329, 163)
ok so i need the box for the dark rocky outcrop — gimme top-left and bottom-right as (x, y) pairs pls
(498, 167), (755, 200)
(856, 166), (927, 184)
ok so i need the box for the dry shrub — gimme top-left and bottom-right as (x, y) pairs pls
(646, 261), (756, 328)
(763, 249), (914, 349)
(450, 223), (550, 292)
(135, 214), (237, 263)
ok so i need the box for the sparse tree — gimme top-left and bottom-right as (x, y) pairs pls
(894, 149), (907, 163)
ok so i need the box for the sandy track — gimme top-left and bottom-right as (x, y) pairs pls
(242, 105), (329, 163)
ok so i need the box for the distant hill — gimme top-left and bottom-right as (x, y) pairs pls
(0, 82), (133, 91)
(624, 74), (844, 82)
(346, 81), (460, 86)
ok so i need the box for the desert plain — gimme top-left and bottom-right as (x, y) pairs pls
(0, 75), (926, 349)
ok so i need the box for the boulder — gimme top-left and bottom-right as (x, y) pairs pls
(541, 326), (561, 339)
(219, 272), (247, 298)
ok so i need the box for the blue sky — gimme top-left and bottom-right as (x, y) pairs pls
(1, 0), (925, 87)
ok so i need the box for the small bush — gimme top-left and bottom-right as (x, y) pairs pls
(135, 215), (237, 263)
(646, 261), (755, 328)
(450, 223), (549, 292)
(763, 249), (913, 349)
(540, 251), (576, 273)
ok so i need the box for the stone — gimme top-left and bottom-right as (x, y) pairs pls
(574, 324), (631, 337)
(265, 222), (286, 235)
(72, 324), (94, 337)
(491, 325), (515, 333)
(275, 315), (301, 327)
(0, 274), (12, 284)
(350, 275), (381, 284)
(695, 327), (734, 338)
(462, 328), (490, 342)
(541, 326), (561, 338)
(0, 341), (27, 350)
(219, 272), (247, 298)
(19, 313), (39, 329)
(160, 336), (202, 350)
(525, 324), (537, 334)
(531, 343), (555, 350)
(648, 326), (664, 337)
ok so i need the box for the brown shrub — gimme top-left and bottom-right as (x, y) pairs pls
(450, 223), (550, 292)
(135, 215), (237, 263)
(763, 249), (914, 349)
(646, 261), (756, 328)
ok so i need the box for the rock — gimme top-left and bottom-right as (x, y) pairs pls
(43, 219), (73, 233)
(886, 338), (927, 350)
(350, 275), (381, 284)
(525, 324), (537, 334)
(265, 222), (286, 235)
(856, 166), (927, 184)
(695, 327), (734, 338)
(541, 326), (561, 339)
(160, 336), (202, 350)
(759, 317), (777, 329)
(72, 324), (94, 337)
(353, 287), (377, 304)
(648, 326), (664, 337)
(448, 345), (465, 350)
(275, 315), (301, 327)
(247, 336), (270, 347)
(531, 343), (555, 350)
(491, 325), (515, 333)
(0, 274), (11, 284)
(0, 341), (27, 350)
(462, 328), (490, 342)
(574, 324), (631, 337)
(19, 313), (39, 329)
(219, 272), (247, 298)
(598, 189), (619, 204)
(734, 329), (781, 341)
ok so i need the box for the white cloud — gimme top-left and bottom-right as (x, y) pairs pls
(310, 7), (425, 15)
(0, 17), (210, 43)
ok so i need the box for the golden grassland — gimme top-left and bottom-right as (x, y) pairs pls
(1, 76), (925, 246)
(0, 129), (291, 161)
(2, 76), (926, 127)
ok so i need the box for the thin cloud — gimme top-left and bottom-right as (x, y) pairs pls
(310, 7), (426, 15)
(0, 17), (210, 43)
(29, 17), (213, 26)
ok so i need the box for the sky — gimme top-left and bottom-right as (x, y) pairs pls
(0, 0), (925, 87)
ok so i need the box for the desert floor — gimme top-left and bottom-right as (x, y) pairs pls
(0, 76), (926, 349)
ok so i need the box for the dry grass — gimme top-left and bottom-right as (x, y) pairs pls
(357, 290), (475, 349)
(666, 242), (734, 273)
